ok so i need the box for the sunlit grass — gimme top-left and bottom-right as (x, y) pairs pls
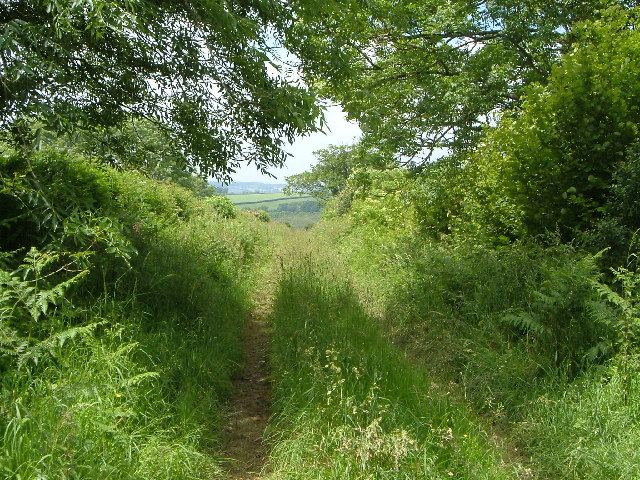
(266, 252), (514, 479)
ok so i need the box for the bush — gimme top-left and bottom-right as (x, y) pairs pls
(464, 8), (640, 242)
(206, 195), (238, 219)
(248, 209), (270, 222)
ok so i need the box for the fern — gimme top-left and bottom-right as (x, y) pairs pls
(0, 320), (27, 358)
(593, 265), (640, 351)
(592, 281), (634, 317)
(502, 310), (550, 336)
(17, 321), (105, 368)
(0, 246), (97, 371)
(28, 270), (90, 321)
(1, 247), (90, 323)
(120, 371), (160, 389)
(592, 246), (640, 404)
(585, 298), (618, 325)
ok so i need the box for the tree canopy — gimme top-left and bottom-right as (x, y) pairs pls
(284, 144), (392, 202)
(0, 0), (322, 180)
(300, 6), (640, 253)
(465, 7), (640, 242)
(287, 0), (635, 161)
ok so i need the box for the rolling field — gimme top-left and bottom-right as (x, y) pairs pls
(227, 193), (292, 204)
(227, 193), (321, 228)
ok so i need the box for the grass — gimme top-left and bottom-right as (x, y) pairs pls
(518, 358), (640, 479)
(228, 193), (321, 229)
(314, 214), (640, 480)
(5, 149), (640, 480)
(1, 304), (225, 480)
(267, 211), (321, 229)
(227, 193), (294, 203)
(0, 150), (268, 479)
(265, 243), (516, 479)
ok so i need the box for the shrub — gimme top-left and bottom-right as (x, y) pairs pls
(206, 195), (238, 219)
(248, 209), (270, 222)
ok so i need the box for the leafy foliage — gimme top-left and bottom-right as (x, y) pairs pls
(285, 144), (393, 202)
(0, 0), (323, 179)
(466, 7), (640, 241)
(249, 209), (271, 223)
(5, 2), (640, 479)
(66, 119), (216, 196)
(0, 248), (89, 324)
(288, 0), (627, 160)
(206, 195), (238, 220)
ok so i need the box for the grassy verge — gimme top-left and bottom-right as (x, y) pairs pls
(518, 357), (640, 479)
(315, 215), (640, 480)
(266, 247), (515, 479)
(0, 150), (267, 479)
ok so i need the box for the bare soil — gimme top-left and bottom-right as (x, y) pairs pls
(222, 309), (272, 480)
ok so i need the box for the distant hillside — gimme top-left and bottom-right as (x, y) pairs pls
(227, 192), (321, 229)
(210, 181), (286, 194)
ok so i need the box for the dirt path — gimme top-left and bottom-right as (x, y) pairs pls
(223, 306), (272, 479)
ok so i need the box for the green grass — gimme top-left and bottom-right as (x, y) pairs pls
(227, 192), (291, 203)
(228, 193), (315, 210)
(5, 149), (639, 480)
(0, 149), (268, 479)
(265, 246), (515, 479)
(228, 193), (321, 229)
(268, 211), (321, 229)
(518, 358), (640, 479)
(1, 302), (226, 480)
(314, 214), (640, 480)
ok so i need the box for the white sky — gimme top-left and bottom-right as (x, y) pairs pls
(232, 104), (362, 183)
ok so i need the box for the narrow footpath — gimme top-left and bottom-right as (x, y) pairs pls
(222, 305), (272, 479)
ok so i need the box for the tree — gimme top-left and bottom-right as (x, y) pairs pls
(66, 119), (217, 196)
(0, 0), (322, 180)
(284, 144), (392, 202)
(465, 7), (640, 241)
(286, 0), (632, 161)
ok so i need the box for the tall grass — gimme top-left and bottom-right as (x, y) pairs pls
(266, 251), (517, 479)
(316, 214), (640, 479)
(517, 358), (640, 479)
(0, 149), (268, 479)
(1, 302), (223, 480)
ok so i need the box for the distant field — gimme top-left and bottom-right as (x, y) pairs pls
(269, 211), (321, 229)
(227, 193), (289, 204)
(227, 193), (321, 229)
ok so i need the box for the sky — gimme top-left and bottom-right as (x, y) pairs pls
(231, 104), (362, 184)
